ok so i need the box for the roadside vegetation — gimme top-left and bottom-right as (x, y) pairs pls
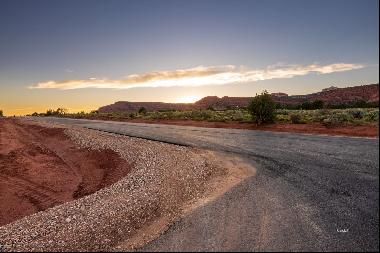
(27, 93), (378, 126)
(0, 110), (3, 117)
(29, 107), (378, 126)
(248, 91), (276, 125)
(276, 108), (378, 126)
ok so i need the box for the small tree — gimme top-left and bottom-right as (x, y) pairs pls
(300, 101), (312, 110)
(55, 108), (68, 115)
(46, 109), (54, 116)
(248, 91), (276, 125)
(0, 110), (3, 117)
(138, 107), (147, 115)
(312, 100), (324, 109)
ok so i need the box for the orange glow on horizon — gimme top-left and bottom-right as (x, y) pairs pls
(175, 95), (202, 103)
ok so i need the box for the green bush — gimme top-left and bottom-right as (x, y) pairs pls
(300, 100), (323, 110)
(349, 109), (364, 119)
(364, 110), (378, 122)
(321, 117), (340, 128)
(273, 108), (378, 125)
(56, 106), (378, 126)
(290, 114), (302, 124)
(321, 113), (349, 127)
(248, 91), (276, 125)
(138, 107), (147, 115)
(45, 108), (67, 116)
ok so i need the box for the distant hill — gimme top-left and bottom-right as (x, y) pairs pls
(98, 83), (379, 113)
(98, 101), (193, 113)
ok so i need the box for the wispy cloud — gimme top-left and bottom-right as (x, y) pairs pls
(30, 63), (364, 90)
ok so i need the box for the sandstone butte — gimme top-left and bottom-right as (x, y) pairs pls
(98, 83), (379, 113)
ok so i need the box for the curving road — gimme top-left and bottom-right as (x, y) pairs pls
(29, 117), (379, 251)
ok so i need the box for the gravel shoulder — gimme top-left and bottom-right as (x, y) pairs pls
(0, 119), (253, 251)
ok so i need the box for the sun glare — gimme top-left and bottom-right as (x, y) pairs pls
(176, 95), (202, 103)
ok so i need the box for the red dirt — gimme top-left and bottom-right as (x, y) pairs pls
(0, 119), (132, 226)
(131, 120), (379, 138)
(74, 116), (379, 138)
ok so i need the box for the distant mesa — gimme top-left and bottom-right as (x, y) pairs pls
(271, 92), (288, 97)
(98, 83), (379, 113)
(322, 86), (339, 92)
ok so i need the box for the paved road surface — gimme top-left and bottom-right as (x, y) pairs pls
(30, 117), (379, 251)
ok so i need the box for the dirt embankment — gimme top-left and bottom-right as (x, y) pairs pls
(0, 119), (251, 251)
(0, 118), (132, 226)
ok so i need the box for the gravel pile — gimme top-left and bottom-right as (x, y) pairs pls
(0, 121), (226, 251)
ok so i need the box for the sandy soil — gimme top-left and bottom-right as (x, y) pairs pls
(0, 118), (132, 226)
(126, 119), (379, 138)
(69, 117), (379, 138)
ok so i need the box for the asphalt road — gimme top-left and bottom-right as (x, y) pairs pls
(30, 117), (379, 251)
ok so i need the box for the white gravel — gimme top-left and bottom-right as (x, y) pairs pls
(0, 121), (226, 251)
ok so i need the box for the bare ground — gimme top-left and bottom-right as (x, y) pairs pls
(0, 118), (251, 251)
(0, 118), (132, 226)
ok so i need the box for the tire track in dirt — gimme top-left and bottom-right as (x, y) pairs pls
(0, 175), (61, 210)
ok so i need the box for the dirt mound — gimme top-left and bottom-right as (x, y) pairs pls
(0, 119), (132, 226)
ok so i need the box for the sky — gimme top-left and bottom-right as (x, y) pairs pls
(0, 0), (378, 116)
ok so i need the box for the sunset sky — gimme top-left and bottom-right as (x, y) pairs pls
(0, 0), (378, 116)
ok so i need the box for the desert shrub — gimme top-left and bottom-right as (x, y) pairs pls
(248, 91), (276, 125)
(275, 114), (290, 123)
(349, 109), (364, 119)
(335, 112), (353, 123)
(32, 112), (38, 116)
(241, 110), (253, 122)
(290, 114), (302, 124)
(312, 100), (324, 109)
(56, 108), (68, 115)
(45, 109), (53, 116)
(321, 116), (341, 128)
(321, 112), (353, 127)
(0, 110), (3, 117)
(276, 109), (291, 115)
(138, 107), (147, 115)
(309, 109), (329, 123)
(364, 110), (379, 122)
(300, 100), (324, 110)
(274, 108), (379, 125)
(201, 110), (212, 120)
(44, 108), (67, 116)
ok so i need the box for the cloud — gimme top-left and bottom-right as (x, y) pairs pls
(30, 63), (364, 90)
